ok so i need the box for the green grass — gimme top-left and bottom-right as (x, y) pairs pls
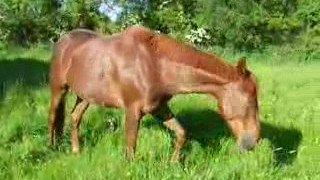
(0, 45), (319, 179)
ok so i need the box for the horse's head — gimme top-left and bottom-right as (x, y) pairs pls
(218, 57), (260, 151)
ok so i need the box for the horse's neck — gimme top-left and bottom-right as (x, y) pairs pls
(154, 34), (237, 80)
(155, 38), (237, 97)
(159, 59), (229, 98)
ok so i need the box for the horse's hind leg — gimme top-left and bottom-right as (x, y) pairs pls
(70, 97), (89, 153)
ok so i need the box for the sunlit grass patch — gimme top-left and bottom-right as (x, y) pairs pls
(0, 46), (319, 179)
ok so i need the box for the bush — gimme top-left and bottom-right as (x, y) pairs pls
(197, 0), (304, 49)
(0, 0), (114, 45)
(0, 0), (58, 44)
(296, 0), (320, 61)
(0, 0), (319, 54)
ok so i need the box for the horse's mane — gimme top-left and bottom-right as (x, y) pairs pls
(123, 26), (239, 81)
(152, 34), (239, 81)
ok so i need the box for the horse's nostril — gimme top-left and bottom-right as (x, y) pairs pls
(238, 131), (257, 152)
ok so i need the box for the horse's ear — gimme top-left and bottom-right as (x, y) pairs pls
(236, 57), (247, 75)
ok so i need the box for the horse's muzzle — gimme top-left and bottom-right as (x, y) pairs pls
(238, 131), (258, 152)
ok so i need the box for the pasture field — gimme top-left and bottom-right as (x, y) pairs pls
(0, 45), (319, 179)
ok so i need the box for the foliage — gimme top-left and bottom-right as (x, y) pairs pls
(296, 0), (320, 61)
(0, 0), (113, 44)
(117, 0), (197, 40)
(0, 0), (319, 51)
(0, 0), (58, 44)
(197, 0), (303, 49)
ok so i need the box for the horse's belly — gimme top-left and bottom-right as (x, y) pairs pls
(67, 69), (124, 108)
(72, 82), (123, 108)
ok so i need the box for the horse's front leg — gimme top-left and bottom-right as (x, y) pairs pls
(163, 118), (186, 162)
(124, 104), (142, 159)
(70, 97), (89, 153)
(153, 101), (186, 162)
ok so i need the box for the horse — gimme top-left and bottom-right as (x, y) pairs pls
(48, 26), (260, 161)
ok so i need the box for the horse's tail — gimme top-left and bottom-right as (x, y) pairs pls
(48, 93), (66, 146)
(48, 41), (68, 147)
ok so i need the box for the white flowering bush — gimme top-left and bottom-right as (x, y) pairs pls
(185, 27), (211, 45)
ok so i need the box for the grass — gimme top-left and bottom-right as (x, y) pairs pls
(0, 44), (319, 179)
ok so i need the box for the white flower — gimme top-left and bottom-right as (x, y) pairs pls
(185, 27), (211, 44)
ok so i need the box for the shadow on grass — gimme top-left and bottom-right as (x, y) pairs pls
(0, 58), (52, 164)
(261, 123), (302, 166)
(143, 109), (302, 166)
(0, 58), (49, 102)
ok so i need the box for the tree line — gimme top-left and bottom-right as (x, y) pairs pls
(0, 0), (319, 52)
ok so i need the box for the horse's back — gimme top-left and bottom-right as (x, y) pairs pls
(54, 29), (100, 53)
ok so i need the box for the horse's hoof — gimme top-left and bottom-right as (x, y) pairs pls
(170, 154), (180, 163)
(72, 148), (80, 154)
(170, 159), (180, 163)
(125, 148), (135, 160)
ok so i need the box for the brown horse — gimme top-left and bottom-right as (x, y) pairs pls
(48, 26), (260, 161)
